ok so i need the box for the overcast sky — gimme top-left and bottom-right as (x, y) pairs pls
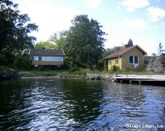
(14, 0), (165, 55)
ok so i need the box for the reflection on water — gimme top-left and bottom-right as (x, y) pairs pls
(0, 79), (165, 130)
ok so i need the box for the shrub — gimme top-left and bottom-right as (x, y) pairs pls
(111, 65), (120, 72)
(0, 54), (8, 66)
(14, 54), (32, 70)
(134, 65), (146, 72)
(69, 66), (80, 73)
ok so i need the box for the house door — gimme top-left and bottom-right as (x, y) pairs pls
(133, 56), (139, 68)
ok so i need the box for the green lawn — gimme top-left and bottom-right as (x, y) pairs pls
(16, 68), (165, 78)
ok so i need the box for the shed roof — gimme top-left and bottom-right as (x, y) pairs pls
(105, 45), (146, 59)
(30, 49), (64, 56)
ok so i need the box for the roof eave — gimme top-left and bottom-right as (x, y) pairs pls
(105, 55), (120, 59)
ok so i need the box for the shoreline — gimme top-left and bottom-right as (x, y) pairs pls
(21, 73), (114, 81)
(2, 70), (165, 86)
(20, 74), (165, 86)
(20, 74), (165, 81)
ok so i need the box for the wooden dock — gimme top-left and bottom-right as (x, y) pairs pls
(113, 75), (165, 86)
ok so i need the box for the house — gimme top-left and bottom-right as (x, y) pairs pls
(30, 49), (64, 67)
(105, 45), (147, 70)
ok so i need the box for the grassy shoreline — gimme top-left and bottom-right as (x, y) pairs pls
(19, 69), (163, 77)
(0, 66), (164, 81)
(18, 69), (165, 82)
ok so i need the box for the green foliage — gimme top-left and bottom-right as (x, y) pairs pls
(13, 54), (31, 70)
(158, 42), (164, 56)
(0, 51), (15, 67)
(64, 15), (106, 68)
(160, 56), (165, 62)
(49, 31), (68, 49)
(125, 65), (146, 72)
(0, 0), (37, 67)
(106, 46), (123, 56)
(0, 54), (8, 66)
(68, 66), (80, 73)
(112, 46), (123, 52)
(35, 41), (56, 49)
(96, 59), (105, 71)
(35, 31), (67, 50)
(102, 48), (111, 58)
(134, 65), (146, 72)
(111, 65), (120, 72)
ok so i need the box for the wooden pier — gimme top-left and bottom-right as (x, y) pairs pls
(113, 75), (165, 86)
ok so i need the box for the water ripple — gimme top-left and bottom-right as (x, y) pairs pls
(0, 79), (165, 130)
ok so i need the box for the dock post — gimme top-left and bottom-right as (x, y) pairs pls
(129, 80), (132, 84)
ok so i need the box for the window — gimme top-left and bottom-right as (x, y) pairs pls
(129, 56), (133, 64)
(41, 56), (63, 62)
(115, 58), (118, 64)
(34, 56), (39, 61)
(129, 56), (138, 64)
(134, 56), (138, 64)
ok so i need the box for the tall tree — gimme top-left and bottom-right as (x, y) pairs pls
(49, 31), (68, 49)
(64, 15), (106, 68)
(0, 0), (37, 66)
(158, 42), (164, 56)
(35, 41), (56, 49)
(127, 39), (133, 46)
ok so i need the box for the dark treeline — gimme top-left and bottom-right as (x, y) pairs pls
(0, 0), (38, 70)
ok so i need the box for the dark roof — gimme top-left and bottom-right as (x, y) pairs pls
(105, 45), (146, 59)
(30, 49), (64, 56)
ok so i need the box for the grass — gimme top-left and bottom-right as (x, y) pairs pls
(18, 67), (164, 78)
(19, 68), (103, 77)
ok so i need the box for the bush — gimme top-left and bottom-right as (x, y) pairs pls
(134, 65), (146, 72)
(111, 65), (120, 72)
(160, 56), (165, 64)
(14, 54), (32, 70)
(0, 54), (8, 66)
(69, 66), (80, 73)
(96, 59), (104, 71)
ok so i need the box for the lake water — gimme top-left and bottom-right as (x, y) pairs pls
(0, 79), (165, 130)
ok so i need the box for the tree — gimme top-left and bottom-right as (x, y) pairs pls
(64, 15), (106, 68)
(127, 39), (133, 46)
(13, 54), (31, 70)
(35, 41), (56, 49)
(158, 42), (164, 56)
(49, 31), (68, 49)
(0, 0), (38, 66)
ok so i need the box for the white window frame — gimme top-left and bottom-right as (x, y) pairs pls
(41, 56), (64, 62)
(129, 56), (139, 64)
(34, 56), (39, 61)
(134, 56), (138, 64)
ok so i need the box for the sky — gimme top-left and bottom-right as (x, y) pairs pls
(13, 0), (165, 55)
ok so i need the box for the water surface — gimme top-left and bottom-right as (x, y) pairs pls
(0, 79), (165, 130)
